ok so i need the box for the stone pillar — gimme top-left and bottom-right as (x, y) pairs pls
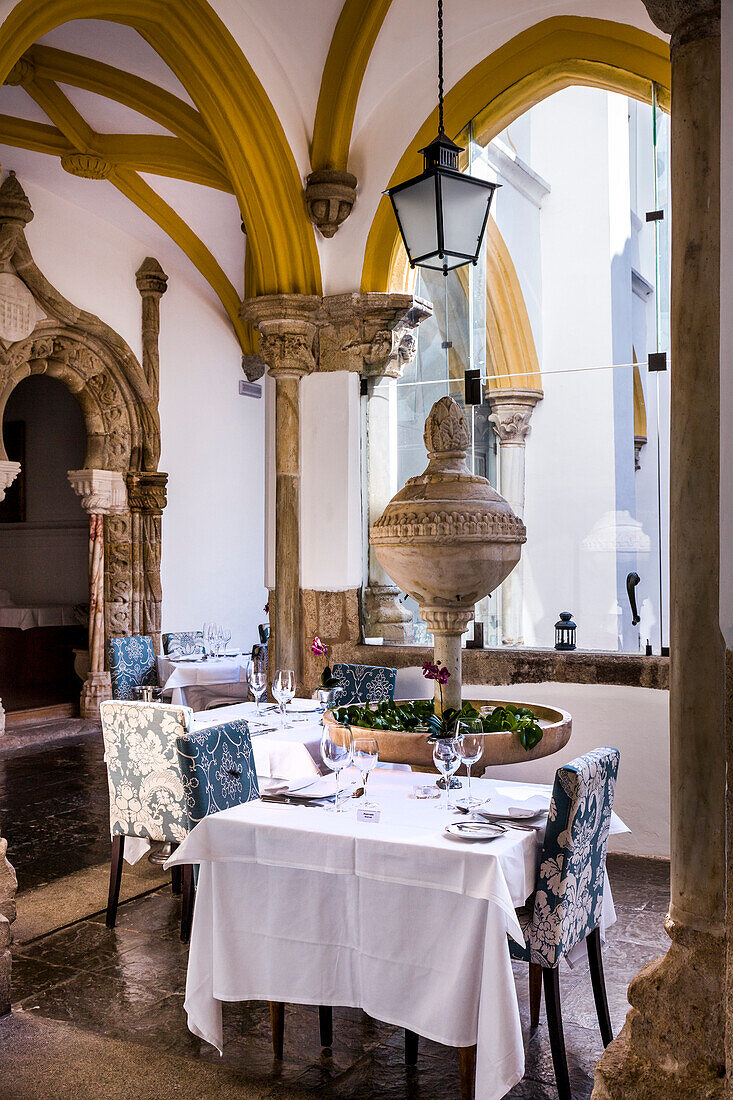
(422, 605), (475, 713)
(241, 296), (320, 682)
(127, 472), (167, 650)
(135, 257), (168, 405)
(593, 3), (725, 1096)
(0, 461), (20, 733)
(488, 389), (541, 645)
(0, 823), (17, 1016)
(68, 469), (128, 718)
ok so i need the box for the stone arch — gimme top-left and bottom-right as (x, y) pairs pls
(0, 173), (165, 717)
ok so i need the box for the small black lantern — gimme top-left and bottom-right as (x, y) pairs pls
(385, 0), (498, 277)
(554, 612), (576, 651)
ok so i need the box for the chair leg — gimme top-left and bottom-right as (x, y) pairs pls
(543, 966), (571, 1100)
(459, 1045), (477, 1100)
(319, 1005), (333, 1048)
(180, 864), (195, 943)
(106, 835), (125, 929)
(404, 1029), (419, 1066)
(170, 865), (182, 895)
(270, 1001), (285, 1059)
(587, 926), (613, 1047)
(529, 961), (543, 1027)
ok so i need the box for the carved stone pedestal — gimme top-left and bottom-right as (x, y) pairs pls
(80, 671), (113, 720)
(593, 919), (725, 1100)
(363, 584), (413, 643)
(0, 827), (17, 1016)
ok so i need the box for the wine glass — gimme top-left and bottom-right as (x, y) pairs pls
(222, 627), (232, 655)
(352, 736), (379, 809)
(202, 622), (211, 659)
(248, 656), (267, 714)
(455, 719), (485, 809)
(432, 738), (462, 812)
(321, 726), (353, 812)
(273, 668), (296, 727)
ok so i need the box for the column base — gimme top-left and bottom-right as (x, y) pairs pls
(0, 698), (4, 736)
(592, 917), (725, 1100)
(363, 585), (414, 643)
(0, 829), (17, 1016)
(80, 672), (112, 719)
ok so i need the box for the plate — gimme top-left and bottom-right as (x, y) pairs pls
(476, 805), (547, 821)
(444, 821), (507, 842)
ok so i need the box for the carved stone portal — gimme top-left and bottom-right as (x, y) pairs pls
(0, 173), (167, 719)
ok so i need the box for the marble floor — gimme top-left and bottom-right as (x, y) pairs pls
(3, 735), (671, 1099)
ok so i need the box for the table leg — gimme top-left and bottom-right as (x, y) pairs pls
(270, 1001), (285, 1059)
(459, 1044), (476, 1100)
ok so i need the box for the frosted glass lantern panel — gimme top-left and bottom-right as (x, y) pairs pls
(440, 175), (492, 259)
(391, 176), (439, 262)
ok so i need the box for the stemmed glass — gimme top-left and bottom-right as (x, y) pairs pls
(202, 622), (211, 659)
(222, 627), (232, 655)
(455, 719), (485, 809)
(273, 668), (296, 727)
(321, 726), (353, 812)
(352, 737), (379, 810)
(432, 738), (462, 812)
(248, 656), (267, 715)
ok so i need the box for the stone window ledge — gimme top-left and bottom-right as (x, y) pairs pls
(355, 643), (669, 691)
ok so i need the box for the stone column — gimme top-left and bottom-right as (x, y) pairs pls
(241, 296), (320, 682)
(127, 472), (168, 650)
(68, 469), (128, 718)
(0, 823), (17, 1016)
(593, 3), (725, 1097)
(135, 257), (168, 405)
(422, 606), (475, 713)
(0, 461), (20, 733)
(488, 389), (541, 645)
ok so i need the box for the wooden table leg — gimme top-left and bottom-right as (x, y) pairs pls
(459, 1044), (476, 1100)
(270, 1001), (284, 1059)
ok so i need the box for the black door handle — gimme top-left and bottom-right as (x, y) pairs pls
(626, 572), (641, 626)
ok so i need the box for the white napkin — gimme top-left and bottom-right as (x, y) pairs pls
(482, 786), (551, 819)
(259, 775), (337, 799)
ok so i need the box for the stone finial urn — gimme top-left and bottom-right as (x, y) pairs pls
(370, 395), (526, 711)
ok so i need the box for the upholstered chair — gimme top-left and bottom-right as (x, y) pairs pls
(510, 746), (620, 1099)
(162, 630), (204, 656)
(258, 623), (270, 644)
(107, 635), (159, 701)
(405, 746), (620, 1100)
(331, 662), (397, 705)
(100, 700), (194, 932)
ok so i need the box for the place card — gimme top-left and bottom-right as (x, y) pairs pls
(357, 807), (381, 824)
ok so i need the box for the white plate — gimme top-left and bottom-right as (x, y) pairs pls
(477, 806), (546, 821)
(444, 821), (507, 842)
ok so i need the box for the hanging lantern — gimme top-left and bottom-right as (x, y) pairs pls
(385, 0), (498, 276)
(554, 612), (577, 651)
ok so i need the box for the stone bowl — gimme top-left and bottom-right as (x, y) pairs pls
(323, 698), (572, 771)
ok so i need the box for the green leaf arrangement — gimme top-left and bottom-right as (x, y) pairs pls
(330, 699), (543, 752)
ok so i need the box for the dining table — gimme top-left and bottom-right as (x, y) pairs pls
(194, 699), (325, 781)
(157, 652), (251, 708)
(166, 770), (629, 1100)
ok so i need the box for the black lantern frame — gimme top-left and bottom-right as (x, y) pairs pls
(554, 612), (577, 651)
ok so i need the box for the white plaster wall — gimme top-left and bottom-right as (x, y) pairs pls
(2, 176), (266, 651)
(481, 682), (670, 860)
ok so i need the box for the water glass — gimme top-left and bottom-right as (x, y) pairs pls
(273, 668), (296, 727)
(248, 656), (267, 714)
(352, 736), (379, 809)
(432, 738), (462, 812)
(202, 622), (212, 658)
(455, 719), (485, 808)
(321, 726), (353, 812)
(222, 628), (232, 655)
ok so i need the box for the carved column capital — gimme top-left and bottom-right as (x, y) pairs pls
(0, 460), (20, 503)
(135, 257), (168, 298)
(68, 469), (128, 514)
(241, 295), (319, 379)
(640, 0), (719, 43)
(304, 169), (357, 238)
(126, 471), (168, 515)
(488, 387), (543, 445)
(318, 292), (433, 379)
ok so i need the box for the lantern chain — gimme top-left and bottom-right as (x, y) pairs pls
(437, 0), (444, 134)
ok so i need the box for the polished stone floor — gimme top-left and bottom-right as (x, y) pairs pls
(4, 733), (671, 1099)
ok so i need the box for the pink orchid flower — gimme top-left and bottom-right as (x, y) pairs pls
(311, 636), (328, 657)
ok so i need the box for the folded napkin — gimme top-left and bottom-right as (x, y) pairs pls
(259, 775), (338, 799)
(483, 787), (551, 819)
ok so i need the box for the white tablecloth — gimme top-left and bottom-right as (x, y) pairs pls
(167, 772), (627, 1100)
(157, 654), (250, 706)
(0, 604), (77, 630)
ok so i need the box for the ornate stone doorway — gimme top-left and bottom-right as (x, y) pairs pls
(0, 173), (168, 724)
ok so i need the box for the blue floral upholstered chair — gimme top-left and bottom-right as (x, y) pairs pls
(331, 662), (397, 705)
(508, 746), (621, 1100)
(162, 630), (204, 656)
(107, 635), (159, 700)
(100, 700), (194, 934)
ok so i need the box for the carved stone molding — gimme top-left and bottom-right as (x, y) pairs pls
(0, 170), (33, 226)
(241, 354), (266, 382)
(0, 460), (20, 503)
(304, 169), (357, 238)
(421, 604), (475, 637)
(424, 394), (472, 454)
(363, 584), (414, 644)
(371, 508), (527, 545)
(488, 387), (543, 445)
(127, 470), (168, 514)
(640, 0), (719, 41)
(68, 469), (128, 515)
(634, 435), (647, 472)
(0, 824), (17, 1015)
(318, 293), (432, 379)
(240, 294), (319, 379)
(60, 153), (112, 180)
(135, 257), (168, 299)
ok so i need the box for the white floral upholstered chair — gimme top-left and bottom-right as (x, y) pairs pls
(331, 662), (397, 705)
(100, 700), (194, 933)
(510, 746), (621, 1100)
